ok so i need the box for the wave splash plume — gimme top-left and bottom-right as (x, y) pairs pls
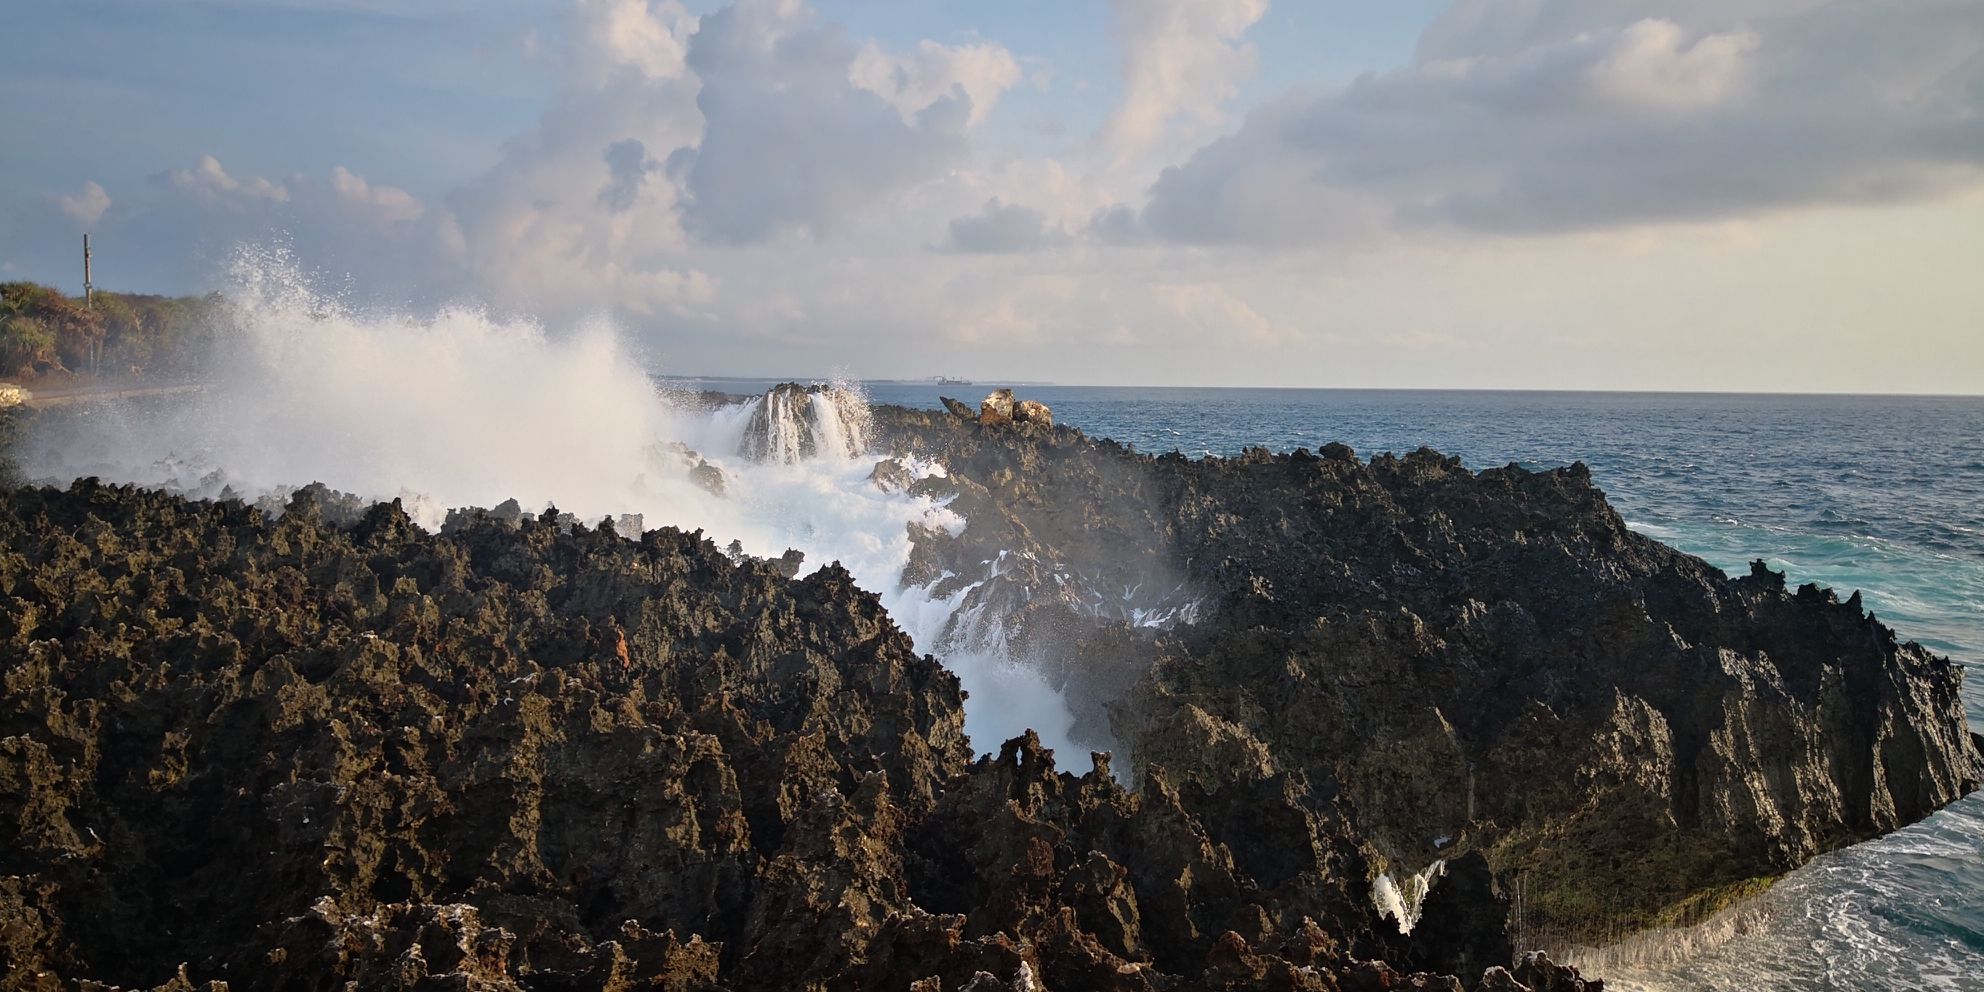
(15, 269), (1086, 760)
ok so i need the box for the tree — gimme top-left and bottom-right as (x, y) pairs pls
(0, 282), (217, 378)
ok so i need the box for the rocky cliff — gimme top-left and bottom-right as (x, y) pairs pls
(3, 393), (1977, 992)
(870, 404), (1983, 947)
(0, 479), (1582, 991)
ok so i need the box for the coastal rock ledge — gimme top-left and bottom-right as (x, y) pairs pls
(1, 410), (1978, 991)
(866, 407), (1982, 950)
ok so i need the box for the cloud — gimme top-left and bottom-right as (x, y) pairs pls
(850, 37), (1022, 128)
(1085, 203), (1148, 245)
(597, 138), (660, 212)
(933, 269), (1084, 346)
(52, 181), (112, 226)
(947, 198), (1067, 253)
(668, 0), (975, 244)
(1585, 19), (1758, 111)
(167, 155), (290, 207)
(22, 1), (1029, 315)
(1096, 0), (1269, 156)
(439, 0), (706, 312)
(329, 167), (426, 224)
(572, 0), (694, 83)
(1154, 282), (1293, 347)
(21, 0), (1978, 395)
(62, 156), (468, 305)
(1143, 0), (1984, 243)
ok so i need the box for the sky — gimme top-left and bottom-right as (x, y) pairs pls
(2, 0), (1981, 392)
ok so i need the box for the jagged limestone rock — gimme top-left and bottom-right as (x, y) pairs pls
(868, 404), (1982, 948)
(0, 480), (1547, 991)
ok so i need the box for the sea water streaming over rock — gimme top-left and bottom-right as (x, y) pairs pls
(1373, 861), (1448, 935)
(738, 382), (871, 463)
(2, 294), (1979, 990)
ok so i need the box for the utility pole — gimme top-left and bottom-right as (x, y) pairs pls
(82, 234), (98, 375)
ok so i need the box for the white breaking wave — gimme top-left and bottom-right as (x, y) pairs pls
(1583, 792), (1984, 992)
(16, 265), (1081, 762)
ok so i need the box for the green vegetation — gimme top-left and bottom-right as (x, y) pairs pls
(0, 281), (221, 380)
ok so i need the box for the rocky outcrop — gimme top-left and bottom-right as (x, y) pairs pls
(6, 395), (1976, 989)
(0, 480), (1592, 991)
(980, 389), (1017, 425)
(960, 390), (1052, 428)
(868, 407), (1982, 948)
(0, 481), (961, 989)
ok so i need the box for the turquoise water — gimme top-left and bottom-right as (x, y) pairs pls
(830, 382), (1984, 991)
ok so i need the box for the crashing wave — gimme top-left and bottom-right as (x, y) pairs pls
(739, 382), (871, 462)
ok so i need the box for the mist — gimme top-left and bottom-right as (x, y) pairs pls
(15, 262), (1085, 762)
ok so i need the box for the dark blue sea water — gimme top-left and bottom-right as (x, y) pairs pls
(694, 379), (1984, 991)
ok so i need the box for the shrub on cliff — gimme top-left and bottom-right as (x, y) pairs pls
(0, 282), (219, 378)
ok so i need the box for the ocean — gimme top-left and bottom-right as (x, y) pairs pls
(840, 382), (1984, 992)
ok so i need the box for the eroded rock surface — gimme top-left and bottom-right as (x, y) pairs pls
(6, 396), (1978, 990)
(1, 480), (1566, 991)
(869, 406), (1982, 946)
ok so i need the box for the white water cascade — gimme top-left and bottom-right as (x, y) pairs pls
(1373, 859), (1448, 935)
(739, 382), (872, 463)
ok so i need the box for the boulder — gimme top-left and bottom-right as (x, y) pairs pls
(980, 388), (1016, 424)
(871, 457), (916, 492)
(689, 458), (725, 495)
(1013, 399), (1053, 426)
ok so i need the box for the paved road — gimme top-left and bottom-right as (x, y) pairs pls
(0, 379), (202, 410)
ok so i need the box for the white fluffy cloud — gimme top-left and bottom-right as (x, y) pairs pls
(168, 156), (290, 207)
(329, 167), (426, 225)
(1142, 0), (1984, 242)
(850, 38), (1023, 128)
(1097, 0), (1269, 157)
(429, 0), (1020, 311)
(668, 0), (988, 244)
(52, 181), (112, 226)
(572, 0), (694, 83)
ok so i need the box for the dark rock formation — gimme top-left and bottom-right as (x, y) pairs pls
(5, 395), (1976, 990)
(0, 480), (1589, 991)
(868, 406), (1982, 947)
(0, 481), (962, 989)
